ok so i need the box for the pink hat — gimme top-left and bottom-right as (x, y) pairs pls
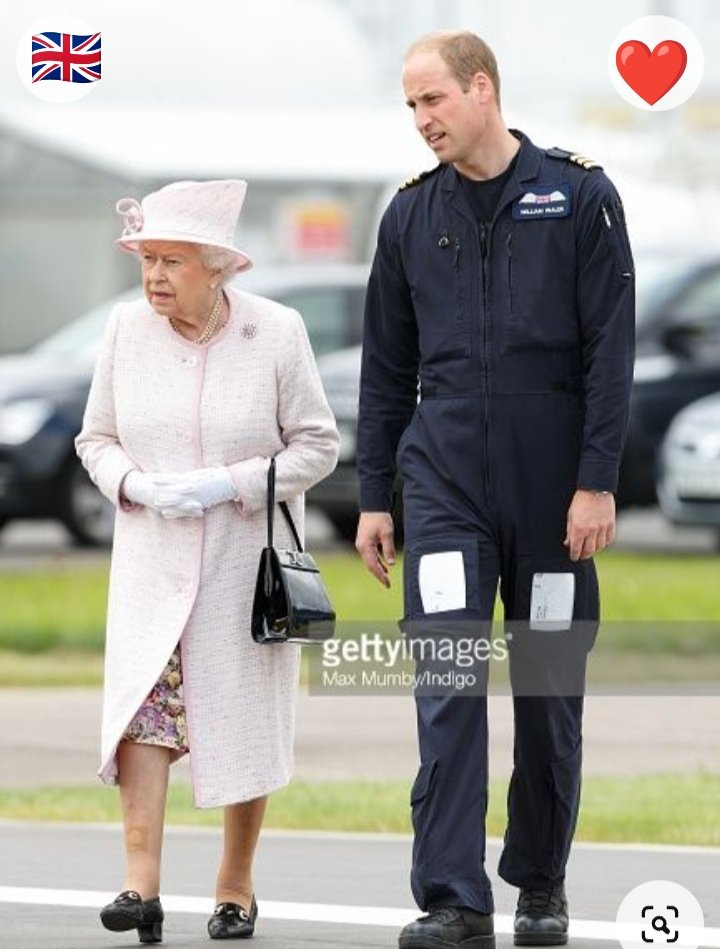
(115, 179), (253, 273)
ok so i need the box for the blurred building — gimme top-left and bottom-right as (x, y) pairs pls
(0, 0), (430, 353)
(1, 0), (719, 353)
(0, 107), (425, 352)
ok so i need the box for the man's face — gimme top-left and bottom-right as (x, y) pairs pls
(402, 50), (488, 165)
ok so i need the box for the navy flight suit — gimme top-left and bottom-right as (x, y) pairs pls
(357, 130), (635, 913)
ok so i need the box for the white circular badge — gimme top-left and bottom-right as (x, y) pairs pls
(608, 16), (703, 111)
(16, 17), (102, 102)
(616, 880), (705, 949)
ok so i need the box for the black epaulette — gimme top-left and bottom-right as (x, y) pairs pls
(398, 164), (442, 191)
(545, 147), (603, 172)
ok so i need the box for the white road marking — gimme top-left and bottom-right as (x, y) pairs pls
(0, 886), (719, 945)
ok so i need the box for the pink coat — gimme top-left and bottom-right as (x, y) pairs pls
(75, 287), (339, 807)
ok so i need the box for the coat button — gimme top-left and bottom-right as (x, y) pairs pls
(183, 356), (198, 367)
(183, 433), (193, 443)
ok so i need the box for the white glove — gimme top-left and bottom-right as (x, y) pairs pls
(152, 467), (239, 512)
(122, 470), (205, 519)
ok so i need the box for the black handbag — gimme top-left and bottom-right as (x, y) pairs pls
(251, 458), (336, 644)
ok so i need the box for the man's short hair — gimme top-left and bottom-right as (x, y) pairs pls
(405, 30), (501, 108)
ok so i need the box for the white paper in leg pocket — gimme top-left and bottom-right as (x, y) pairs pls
(418, 551), (466, 614)
(530, 573), (575, 631)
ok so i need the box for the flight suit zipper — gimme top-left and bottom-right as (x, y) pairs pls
(479, 222), (489, 355)
(454, 238), (464, 325)
(479, 221), (491, 503)
(506, 231), (513, 313)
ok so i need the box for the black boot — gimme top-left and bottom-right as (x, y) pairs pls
(399, 905), (495, 949)
(100, 890), (164, 943)
(514, 884), (568, 946)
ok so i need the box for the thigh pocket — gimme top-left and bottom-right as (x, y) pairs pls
(507, 554), (599, 623)
(403, 535), (483, 621)
(505, 554), (599, 666)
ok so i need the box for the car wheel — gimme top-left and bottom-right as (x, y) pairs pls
(60, 459), (114, 547)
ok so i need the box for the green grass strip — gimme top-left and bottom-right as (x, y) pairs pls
(1, 550), (719, 687)
(0, 773), (717, 846)
(2, 551), (720, 657)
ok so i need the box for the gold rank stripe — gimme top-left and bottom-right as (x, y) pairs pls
(569, 153), (600, 170)
(398, 164), (442, 191)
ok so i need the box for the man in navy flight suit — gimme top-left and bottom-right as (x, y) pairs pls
(356, 31), (634, 949)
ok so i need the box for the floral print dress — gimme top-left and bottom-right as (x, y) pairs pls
(122, 647), (189, 757)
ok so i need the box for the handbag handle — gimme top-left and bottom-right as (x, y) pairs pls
(267, 457), (303, 552)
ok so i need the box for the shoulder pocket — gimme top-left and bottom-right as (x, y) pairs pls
(600, 202), (634, 279)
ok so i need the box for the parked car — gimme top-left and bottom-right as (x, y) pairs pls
(312, 345), (363, 541)
(0, 265), (368, 546)
(6, 249), (720, 546)
(619, 251), (720, 507)
(313, 249), (720, 538)
(657, 392), (720, 541)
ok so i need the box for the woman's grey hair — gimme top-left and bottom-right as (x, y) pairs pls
(198, 245), (238, 286)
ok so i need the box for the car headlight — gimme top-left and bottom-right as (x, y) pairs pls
(0, 398), (53, 446)
(336, 421), (356, 463)
(633, 355), (677, 383)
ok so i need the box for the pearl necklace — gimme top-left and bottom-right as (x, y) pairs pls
(169, 292), (224, 345)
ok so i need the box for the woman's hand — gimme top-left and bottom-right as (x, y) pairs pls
(121, 470), (205, 518)
(153, 468), (239, 511)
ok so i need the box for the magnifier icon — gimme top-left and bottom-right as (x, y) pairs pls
(652, 916), (671, 935)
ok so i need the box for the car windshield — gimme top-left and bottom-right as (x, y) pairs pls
(32, 293), (136, 359)
(29, 256), (702, 360)
(635, 253), (704, 327)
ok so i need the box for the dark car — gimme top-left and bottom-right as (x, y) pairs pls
(0, 265), (368, 546)
(311, 345), (363, 541)
(317, 250), (720, 540)
(619, 251), (720, 507)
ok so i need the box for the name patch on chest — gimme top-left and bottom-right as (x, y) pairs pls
(512, 185), (572, 220)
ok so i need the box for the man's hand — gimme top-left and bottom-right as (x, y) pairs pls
(564, 489), (616, 561)
(355, 512), (396, 588)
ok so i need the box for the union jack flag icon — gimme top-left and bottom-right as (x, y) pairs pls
(31, 32), (101, 84)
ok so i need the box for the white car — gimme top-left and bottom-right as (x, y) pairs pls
(658, 392), (720, 535)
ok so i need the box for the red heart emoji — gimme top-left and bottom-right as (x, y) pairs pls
(616, 39), (687, 105)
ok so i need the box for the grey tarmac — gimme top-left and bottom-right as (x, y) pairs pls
(1, 688), (719, 789)
(0, 822), (718, 949)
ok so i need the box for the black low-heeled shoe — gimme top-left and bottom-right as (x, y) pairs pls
(100, 890), (164, 944)
(207, 896), (258, 940)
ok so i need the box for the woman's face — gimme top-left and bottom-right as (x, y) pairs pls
(140, 241), (217, 323)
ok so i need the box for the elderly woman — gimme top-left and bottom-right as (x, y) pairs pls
(75, 179), (339, 943)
